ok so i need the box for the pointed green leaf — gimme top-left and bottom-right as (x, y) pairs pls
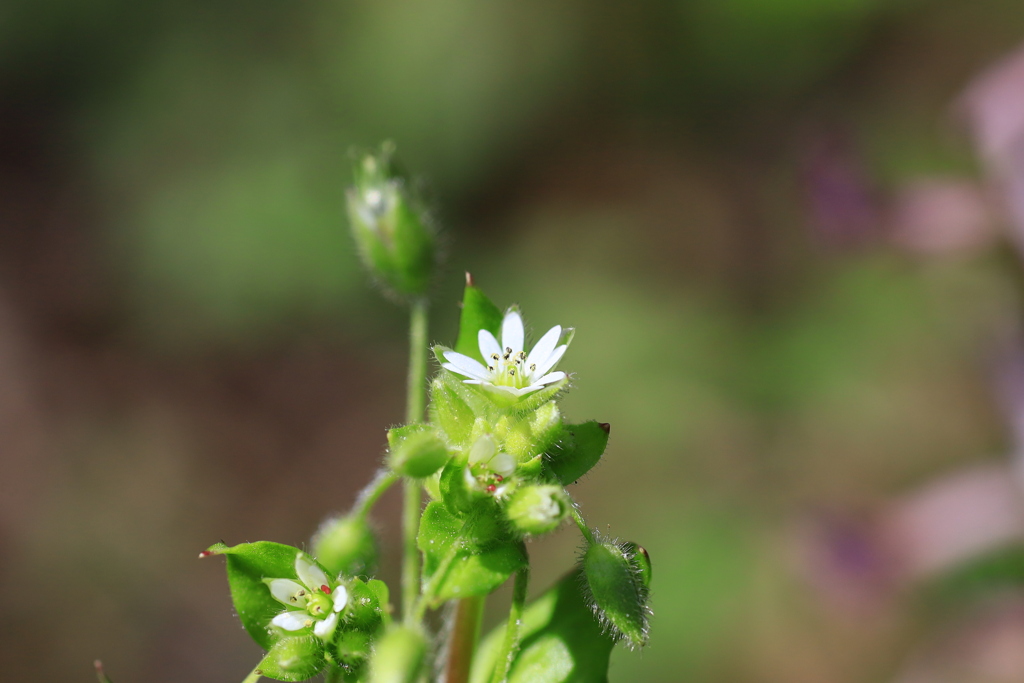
(203, 541), (309, 649)
(417, 501), (526, 604)
(546, 421), (610, 486)
(470, 570), (616, 683)
(455, 281), (503, 362)
(255, 635), (326, 682)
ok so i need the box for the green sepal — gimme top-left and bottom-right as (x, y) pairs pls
(366, 579), (392, 628)
(546, 421), (610, 486)
(256, 635), (326, 682)
(387, 424), (450, 478)
(506, 377), (569, 415)
(311, 514), (379, 578)
(202, 541), (314, 650)
(439, 459), (489, 516)
(429, 369), (484, 447)
(367, 625), (427, 683)
(417, 501), (527, 604)
(470, 570), (616, 683)
(582, 539), (651, 649)
(517, 454), (546, 480)
(454, 280), (503, 362)
(495, 401), (562, 461)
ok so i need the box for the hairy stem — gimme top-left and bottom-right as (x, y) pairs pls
(490, 564), (529, 683)
(403, 298), (429, 622)
(353, 468), (399, 522)
(570, 502), (595, 544)
(447, 596), (485, 683)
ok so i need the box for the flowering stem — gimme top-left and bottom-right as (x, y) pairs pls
(490, 564), (529, 683)
(403, 298), (429, 622)
(570, 502), (595, 544)
(240, 666), (263, 683)
(353, 468), (399, 522)
(446, 595), (485, 683)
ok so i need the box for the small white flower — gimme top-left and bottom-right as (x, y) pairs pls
(441, 310), (569, 397)
(265, 554), (348, 641)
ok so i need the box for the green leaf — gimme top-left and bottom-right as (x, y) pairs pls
(454, 280), (503, 362)
(255, 635), (326, 682)
(546, 421), (610, 486)
(582, 541), (651, 649)
(203, 541), (306, 649)
(417, 501), (526, 604)
(470, 571), (616, 683)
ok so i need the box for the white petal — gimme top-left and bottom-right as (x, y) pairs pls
(332, 585), (349, 612)
(462, 379), (483, 385)
(501, 311), (524, 354)
(526, 326), (561, 374)
(484, 384), (520, 395)
(268, 579), (308, 607)
(469, 435), (497, 465)
(478, 330), (502, 365)
(313, 611), (339, 640)
(490, 452), (516, 477)
(295, 555), (329, 591)
(272, 610), (312, 631)
(532, 345), (566, 379)
(442, 352), (490, 380)
(535, 371), (566, 386)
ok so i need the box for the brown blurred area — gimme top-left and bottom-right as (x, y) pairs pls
(4, 1), (1024, 682)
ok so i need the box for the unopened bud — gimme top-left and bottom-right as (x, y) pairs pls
(504, 484), (569, 536)
(334, 629), (372, 667)
(582, 539), (651, 649)
(346, 144), (437, 299)
(311, 514), (378, 577)
(256, 635), (326, 680)
(387, 424), (450, 478)
(367, 625), (426, 683)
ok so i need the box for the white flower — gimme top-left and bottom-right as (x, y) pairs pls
(265, 554), (348, 641)
(441, 310), (569, 397)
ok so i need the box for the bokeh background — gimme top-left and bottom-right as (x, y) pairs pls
(6, 1), (1024, 681)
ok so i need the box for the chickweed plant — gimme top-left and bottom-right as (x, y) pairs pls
(159, 144), (649, 683)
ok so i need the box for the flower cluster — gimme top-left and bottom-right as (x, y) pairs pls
(195, 146), (650, 683)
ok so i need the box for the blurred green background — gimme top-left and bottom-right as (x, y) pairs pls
(2, 0), (1024, 681)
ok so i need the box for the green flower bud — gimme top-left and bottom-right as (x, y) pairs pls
(346, 143), (437, 299)
(334, 629), (372, 668)
(345, 578), (387, 631)
(367, 625), (427, 683)
(582, 539), (651, 649)
(311, 514), (378, 577)
(387, 424), (450, 478)
(256, 635), (325, 682)
(504, 484), (570, 536)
